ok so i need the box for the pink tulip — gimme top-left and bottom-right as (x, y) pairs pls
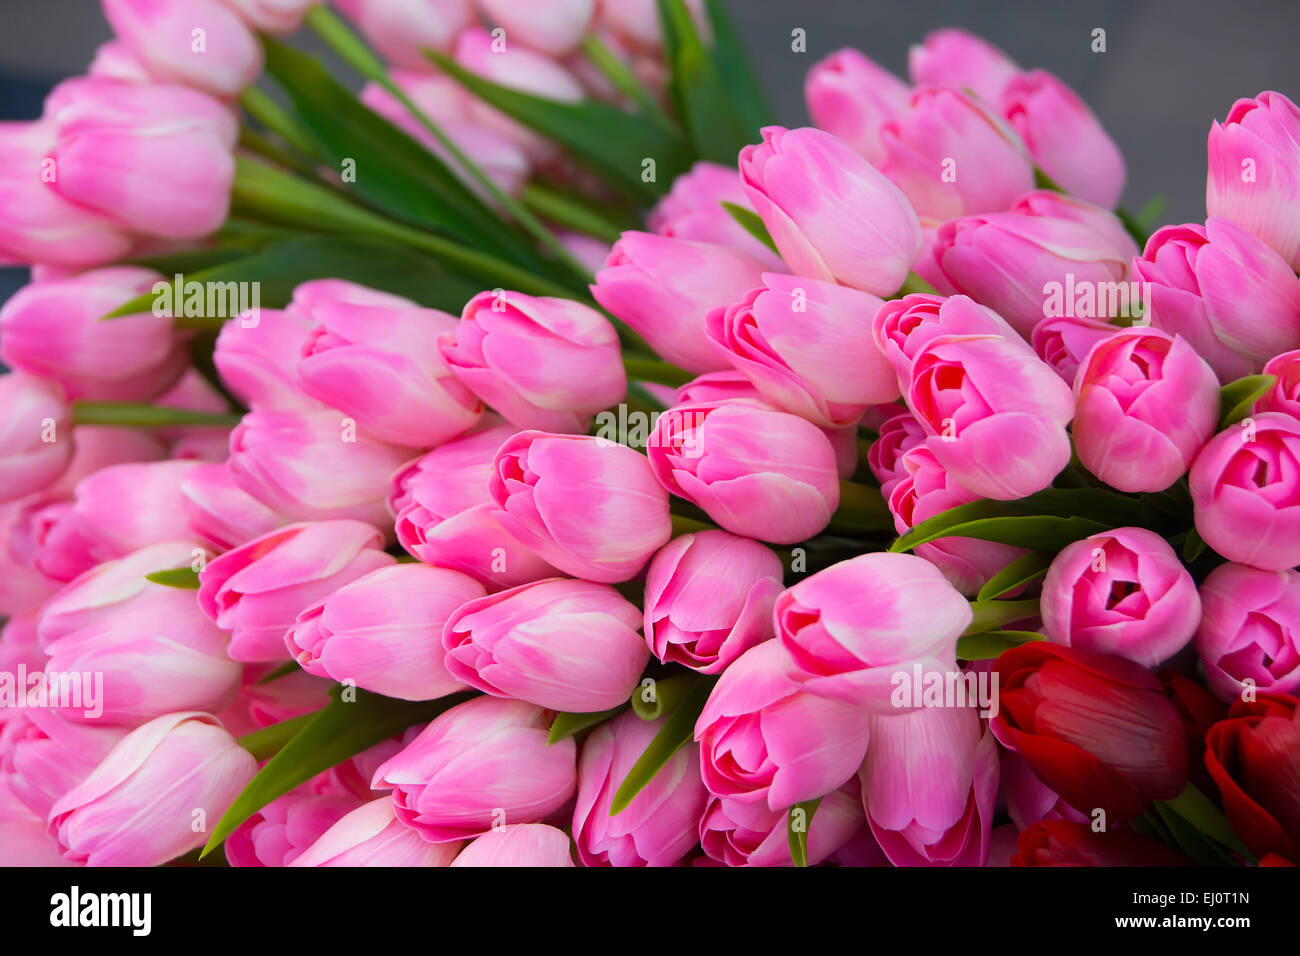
(295, 280), (483, 447)
(0, 501), (62, 617)
(395, 502), (560, 591)
(287, 563), (485, 701)
(861, 705), (999, 866)
(906, 332), (1075, 499)
(1195, 562), (1300, 702)
(1259, 350), (1300, 418)
(888, 445), (1027, 596)
(0, 118), (133, 269)
(44, 77), (236, 240)
(1207, 91), (1300, 271)
(805, 48), (911, 166)
(213, 307), (319, 410)
(197, 520), (395, 661)
(999, 69), (1126, 208)
(922, 210), (1134, 339)
(1031, 314), (1118, 384)
(439, 290), (625, 433)
(695, 640), (870, 809)
(228, 408), (414, 528)
(1190, 413), (1300, 571)
(878, 87), (1033, 220)
(1041, 528), (1202, 667)
(706, 273), (897, 427)
(48, 712), (256, 866)
(290, 798), (462, 866)
(1073, 327), (1220, 491)
(647, 162), (784, 268)
(867, 410), (927, 499)
(573, 709), (708, 866)
(38, 540), (243, 723)
(443, 578), (647, 712)
(599, 0), (704, 53)
(1010, 189), (1141, 257)
(646, 401), (840, 544)
(1132, 217), (1300, 380)
(1, 709), (125, 819)
(0, 267), (185, 401)
(489, 431), (671, 582)
(218, 666), (333, 737)
(775, 552), (971, 709)
(388, 420), (514, 529)
(226, 788), (363, 867)
(739, 125), (923, 296)
(334, 0), (474, 69)
(178, 462), (286, 552)
(591, 232), (768, 373)
(699, 781), (863, 867)
(87, 39), (153, 83)
(907, 28), (1020, 104)
(0, 777), (72, 867)
(371, 696), (577, 842)
(0, 374), (72, 505)
(644, 530), (783, 674)
(451, 823), (574, 866)
(478, 0), (595, 55)
(101, 0), (262, 96)
(222, 0), (318, 34)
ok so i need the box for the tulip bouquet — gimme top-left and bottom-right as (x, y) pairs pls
(1, 0), (1298, 871)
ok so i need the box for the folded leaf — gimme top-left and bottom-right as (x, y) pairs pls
(610, 675), (716, 815)
(1219, 374), (1275, 428)
(977, 551), (1052, 602)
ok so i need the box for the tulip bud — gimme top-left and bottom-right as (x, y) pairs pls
(478, 0), (595, 55)
(226, 789), (363, 867)
(1195, 563), (1300, 702)
(48, 712), (256, 866)
(1041, 527), (1202, 667)
(699, 781), (863, 867)
(1259, 349), (1300, 418)
(907, 28), (1020, 104)
(178, 462), (286, 552)
(0, 374), (73, 505)
(290, 797), (463, 866)
(805, 48), (911, 165)
(222, 0), (318, 34)
(867, 411), (927, 498)
(1, 709), (125, 820)
(451, 823), (575, 866)
(739, 125), (923, 296)
(1031, 314), (1117, 384)
(101, 0), (262, 96)
(648, 162), (784, 268)
(1011, 819), (1193, 866)
(213, 308), (320, 411)
(333, 0), (474, 69)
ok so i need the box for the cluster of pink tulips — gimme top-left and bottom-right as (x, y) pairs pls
(1, 0), (1298, 869)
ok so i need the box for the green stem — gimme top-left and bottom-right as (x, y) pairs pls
(579, 34), (678, 132)
(238, 711), (317, 762)
(304, 5), (593, 284)
(623, 356), (693, 388)
(72, 402), (241, 428)
(964, 598), (1041, 635)
(827, 480), (894, 535)
(520, 182), (626, 243)
(670, 514), (714, 537)
(239, 85), (318, 156)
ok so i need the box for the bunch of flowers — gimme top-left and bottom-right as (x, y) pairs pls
(0, 1), (1297, 868)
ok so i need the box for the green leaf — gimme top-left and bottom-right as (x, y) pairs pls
(965, 599), (1041, 635)
(1218, 374), (1275, 428)
(144, 567), (201, 589)
(1157, 783), (1255, 863)
(630, 673), (696, 721)
(1152, 801), (1238, 867)
(977, 551), (1052, 602)
(260, 37), (549, 273)
(547, 705), (626, 745)
(610, 676), (716, 815)
(202, 688), (474, 857)
(1180, 526), (1208, 564)
(256, 660), (301, 685)
(237, 711), (316, 762)
(720, 201), (777, 254)
(427, 50), (692, 203)
(702, 0), (774, 135)
(72, 403), (241, 428)
(787, 797), (821, 868)
(956, 629), (1045, 661)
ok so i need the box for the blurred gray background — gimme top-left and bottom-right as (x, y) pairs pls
(2, 0), (1299, 299)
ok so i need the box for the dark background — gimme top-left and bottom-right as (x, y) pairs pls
(3, 0), (1299, 300)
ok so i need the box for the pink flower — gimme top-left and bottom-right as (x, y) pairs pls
(48, 712), (256, 866)
(599, 0), (705, 53)
(646, 402), (840, 544)
(213, 307), (319, 410)
(1031, 314), (1118, 384)
(906, 332), (1075, 500)
(101, 0), (262, 96)
(878, 88), (1034, 220)
(775, 552), (971, 709)
(389, 421), (515, 532)
(647, 162), (784, 268)
(1, 709), (125, 820)
(287, 563), (485, 701)
(699, 781), (864, 867)
(1207, 91), (1300, 270)
(1072, 327), (1220, 492)
(0, 374), (73, 505)
(178, 462), (286, 552)
(290, 798), (462, 866)
(573, 709), (708, 866)
(1195, 562), (1300, 703)
(439, 290), (625, 433)
(478, 0), (595, 55)
(1132, 217), (1300, 381)
(489, 431), (671, 582)
(695, 640), (870, 809)
(999, 69), (1126, 208)
(396, 503), (561, 592)
(332, 0), (475, 67)
(805, 48), (911, 165)
(443, 577), (646, 712)
(222, 0), (319, 34)
(867, 410), (927, 499)
(1041, 528), (1202, 667)
(706, 273), (897, 427)
(44, 77), (236, 240)
(907, 28), (1020, 104)
(591, 232), (768, 373)
(1259, 349), (1300, 418)
(739, 125), (923, 296)
(226, 789), (363, 867)
(371, 696), (577, 842)
(861, 705), (1000, 866)
(228, 408), (414, 529)
(451, 823), (575, 866)
(1010, 189), (1141, 256)
(644, 530), (783, 674)
(1190, 413), (1300, 571)
(197, 520), (395, 662)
